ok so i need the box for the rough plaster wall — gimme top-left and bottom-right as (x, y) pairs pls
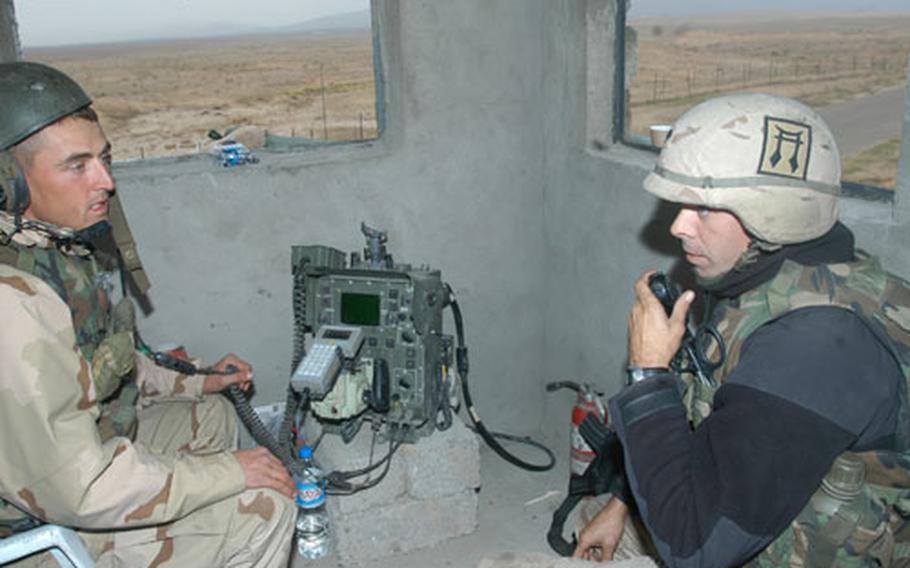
(6, 0), (907, 447)
(539, 0), (672, 441)
(113, 0), (550, 432)
(0, 0), (21, 62)
(539, 1), (910, 443)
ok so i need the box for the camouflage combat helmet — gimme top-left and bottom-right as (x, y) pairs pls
(0, 62), (92, 214)
(0, 61), (92, 150)
(643, 93), (841, 244)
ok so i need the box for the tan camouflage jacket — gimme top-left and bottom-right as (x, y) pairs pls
(0, 216), (245, 530)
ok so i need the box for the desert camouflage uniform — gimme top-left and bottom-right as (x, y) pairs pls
(687, 253), (910, 567)
(0, 213), (294, 567)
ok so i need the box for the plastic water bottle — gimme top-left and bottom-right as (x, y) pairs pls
(295, 445), (332, 559)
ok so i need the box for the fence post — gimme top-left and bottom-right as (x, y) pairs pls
(320, 63), (328, 140)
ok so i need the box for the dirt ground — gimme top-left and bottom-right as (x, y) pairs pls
(626, 12), (910, 188)
(24, 31), (378, 161)
(628, 13), (910, 132)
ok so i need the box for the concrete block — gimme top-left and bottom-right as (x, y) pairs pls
(313, 418), (482, 563)
(315, 418), (481, 514)
(402, 418), (481, 499)
(331, 489), (479, 567)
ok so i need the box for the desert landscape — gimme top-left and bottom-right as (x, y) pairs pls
(627, 12), (910, 189)
(24, 12), (910, 188)
(25, 31), (378, 161)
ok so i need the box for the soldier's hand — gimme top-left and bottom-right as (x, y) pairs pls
(233, 447), (295, 498)
(628, 270), (694, 368)
(203, 353), (254, 393)
(573, 496), (629, 562)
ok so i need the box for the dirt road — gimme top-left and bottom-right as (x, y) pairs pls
(818, 85), (906, 156)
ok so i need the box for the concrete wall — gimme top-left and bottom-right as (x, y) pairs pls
(6, 0), (909, 447)
(114, 0), (551, 433)
(0, 0), (21, 62)
(539, 0), (681, 440)
(538, 2), (910, 440)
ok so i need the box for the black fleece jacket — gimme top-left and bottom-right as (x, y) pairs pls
(610, 224), (904, 568)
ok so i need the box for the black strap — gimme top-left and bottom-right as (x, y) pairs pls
(547, 492), (583, 556)
(547, 414), (629, 557)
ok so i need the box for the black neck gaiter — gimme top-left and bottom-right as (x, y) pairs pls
(702, 222), (856, 300)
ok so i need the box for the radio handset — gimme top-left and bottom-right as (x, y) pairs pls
(647, 272), (681, 317)
(646, 272), (719, 387)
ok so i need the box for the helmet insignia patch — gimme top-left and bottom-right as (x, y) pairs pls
(758, 116), (812, 180)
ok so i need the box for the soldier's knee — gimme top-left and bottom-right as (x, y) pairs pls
(237, 488), (296, 533)
(271, 489), (296, 530)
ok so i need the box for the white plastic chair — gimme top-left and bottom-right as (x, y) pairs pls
(0, 525), (94, 567)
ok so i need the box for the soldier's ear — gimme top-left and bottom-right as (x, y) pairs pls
(0, 151), (30, 215)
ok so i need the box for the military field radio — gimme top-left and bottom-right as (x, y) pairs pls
(151, 223), (551, 496)
(290, 223), (455, 443)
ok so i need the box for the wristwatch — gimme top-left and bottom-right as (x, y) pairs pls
(625, 367), (669, 385)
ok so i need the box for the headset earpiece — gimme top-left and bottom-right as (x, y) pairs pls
(0, 151), (29, 215)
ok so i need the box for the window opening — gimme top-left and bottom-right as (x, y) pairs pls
(617, 0), (909, 197)
(16, 0), (380, 162)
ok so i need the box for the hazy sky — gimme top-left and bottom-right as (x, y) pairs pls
(630, 0), (910, 17)
(16, 0), (370, 47)
(16, 0), (910, 47)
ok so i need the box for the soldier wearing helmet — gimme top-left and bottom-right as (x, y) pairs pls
(575, 93), (910, 566)
(0, 61), (296, 566)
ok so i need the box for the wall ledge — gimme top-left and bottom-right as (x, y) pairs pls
(112, 138), (395, 183)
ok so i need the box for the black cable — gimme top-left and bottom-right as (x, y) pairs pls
(223, 383), (300, 472)
(326, 431), (402, 495)
(447, 285), (555, 472)
(140, 350), (306, 475)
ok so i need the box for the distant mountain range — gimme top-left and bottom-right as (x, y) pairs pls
(279, 10), (371, 33)
(23, 9), (372, 48)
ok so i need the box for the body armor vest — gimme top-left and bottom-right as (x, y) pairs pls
(0, 240), (139, 440)
(687, 253), (910, 567)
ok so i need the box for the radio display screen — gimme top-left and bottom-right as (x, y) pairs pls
(340, 293), (381, 326)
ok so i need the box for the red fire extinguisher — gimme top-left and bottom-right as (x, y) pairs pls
(546, 380), (607, 476)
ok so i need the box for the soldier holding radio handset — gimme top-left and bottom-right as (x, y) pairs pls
(575, 94), (910, 567)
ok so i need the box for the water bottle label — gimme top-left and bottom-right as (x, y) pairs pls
(296, 481), (325, 508)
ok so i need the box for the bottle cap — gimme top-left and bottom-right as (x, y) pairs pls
(821, 453), (865, 500)
(299, 445), (313, 460)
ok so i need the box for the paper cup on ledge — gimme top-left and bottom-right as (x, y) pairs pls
(649, 124), (673, 148)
